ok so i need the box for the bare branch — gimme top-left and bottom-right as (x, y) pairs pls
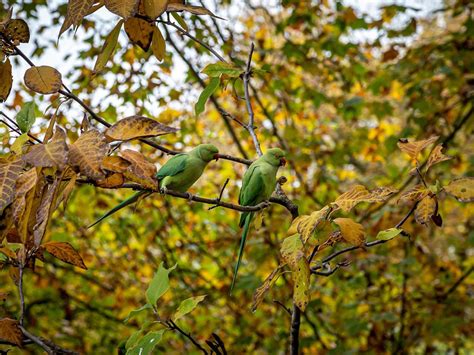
(166, 320), (208, 354)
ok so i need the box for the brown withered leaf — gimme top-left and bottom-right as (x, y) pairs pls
(124, 16), (154, 51)
(0, 58), (13, 102)
(397, 136), (438, 161)
(443, 177), (474, 203)
(398, 184), (429, 204)
(0, 318), (22, 346)
(0, 154), (23, 214)
(121, 149), (157, 188)
(105, 0), (138, 18)
(23, 128), (68, 170)
(42, 241), (87, 269)
(53, 171), (78, 211)
(59, 0), (95, 37)
(333, 185), (397, 212)
(96, 173), (125, 188)
(3, 19), (30, 43)
(24, 66), (62, 94)
(10, 168), (38, 224)
(167, 3), (223, 19)
(69, 129), (108, 180)
(143, 0), (168, 19)
(251, 265), (283, 312)
(105, 115), (178, 142)
(33, 177), (62, 246)
(426, 144), (452, 172)
(287, 205), (331, 242)
(101, 156), (131, 173)
(0, 246), (16, 260)
(414, 195), (437, 225)
(334, 218), (365, 246)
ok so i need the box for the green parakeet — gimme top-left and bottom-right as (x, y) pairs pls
(231, 148), (286, 292)
(88, 144), (219, 228)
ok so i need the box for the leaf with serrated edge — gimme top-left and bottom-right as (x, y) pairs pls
(172, 295), (206, 322)
(24, 66), (62, 94)
(414, 195), (437, 225)
(444, 177), (474, 203)
(43, 241), (87, 269)
(105, 0), (138, 18)
(0, 155), (23, 214)
(105, 115), (177, 141)
(93, 19), (123, 73)
(0, 58), (12, 102)
(0, 318), (22, 346)
(69, 129), (108, 180)
(146, 262), (177, 306)
(124, 17), (154, 51)
(23, 127), (68, 170)
(397, 136), (438, 161)
(334, 218), (365, 246)
(426, 144), (451, 172)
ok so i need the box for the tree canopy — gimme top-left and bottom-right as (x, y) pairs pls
(0, 0), (473, 353)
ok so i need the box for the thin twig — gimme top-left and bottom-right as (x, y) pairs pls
(18, 265), (25, 327)
(438, 266), (473, 300)
(167, 320), (208, 354)
(209, 178), (230, 210)
(19, 326), (53, 354)
(273, 299), (292, 316)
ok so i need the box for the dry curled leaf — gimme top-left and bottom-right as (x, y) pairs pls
(398, 184), (429, 204)
(426, 144), (452, 172)
(124, 16), (154, 51)
(397, 136), (438, 161)
(0, 155), (23, 214)
(443, 177), (473, 203)
(33, 177), (62, 246)
(333, 185), (397, 212)
(24, 66), (62, 94)
(3, 19), (30, 43)
(251, 265), (283, 312)
(334, 218), (365, 246)
(414, 195), (437, 225)
(105, 115), (178, 141)
(105, 0), (138, 18)
(22, 127), (69, 170)
(0, 318), (22, 346)
(167, 3), (222, 19)
(101, 156), (131, 173)
(59, 0), (95, 37)
(0, 58), (13, 102)
(69, 129), (108, 180)
(42, 241), (87, 269)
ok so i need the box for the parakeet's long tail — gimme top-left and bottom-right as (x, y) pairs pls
(87, 191), (150, 228)
(230, 212), (254, 293)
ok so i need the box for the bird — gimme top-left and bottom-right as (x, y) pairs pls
(231, 148), (286, 292)
(88, 144), (219, 228)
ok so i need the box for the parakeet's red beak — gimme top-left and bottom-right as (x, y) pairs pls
(280, 157), (286, 166)
(214, 154), (219, 161)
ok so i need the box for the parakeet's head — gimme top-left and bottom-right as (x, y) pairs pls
(194, 144), (220, 162)
(263, 148), (286, 167)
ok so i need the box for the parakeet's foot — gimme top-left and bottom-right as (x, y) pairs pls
(185, 192), (194, 201)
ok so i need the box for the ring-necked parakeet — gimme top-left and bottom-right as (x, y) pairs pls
(231, 148), (286, 292)
(88, 144), (219, 228)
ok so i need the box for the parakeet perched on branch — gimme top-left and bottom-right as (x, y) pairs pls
(231, 148), (286, 292)
(88, 144), (219, 228)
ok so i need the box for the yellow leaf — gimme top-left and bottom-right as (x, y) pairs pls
(101, 156), (131, 173)
(0, 58), (12, 102)
(288, 205), (331, 242)
(124, 16), (154, 51)
(426, 144), (452, 172)
(24, 65), (62, 94)
(333, 185), (397, 212)
(59, 0), (95, 37)
(444, 177), (474, 203)
(42, 241), (87, 269)
(93, 19), (124, 74)
(105, 0), (138, 18)
(69, 129), (108, 180)
(10, 133), (30, 155)
(397, 136), (439, 161)
(3, 19), (30, 43)
(333, 218), (365, 246)
(22, 127), (69, 170)
(414, 195), (437, 225)
(0, 318), (22, 346)
(251, 265), (283, 312)
(105, 115), (177, 141)
(151, 26), (166, 61)
(281, 234), (304, 268)
(143, 0), (168, 19)
(96, 173), (125, 188)
(398, 184), (429, 204)
(0, 154), (23, 214)
(167, 3), (222, 19)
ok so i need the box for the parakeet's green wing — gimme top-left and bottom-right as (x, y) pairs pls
(156, 153), (188, 179)
(238, 165), (265, 227)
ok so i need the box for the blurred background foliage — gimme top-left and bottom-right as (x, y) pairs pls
(1, 0), (473, 353)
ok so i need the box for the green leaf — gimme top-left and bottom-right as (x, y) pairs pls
(195, 77), (219, 116)
(124, 303), (153, 323)
(171, 13), (188, 31)
(145, 262), (177, 307)
(172, 295), (206, 322)
(93, 19), (123, 73)
(127, 330), (165, 355)
(376, 228), (402, 241)
(11, 133), (29, 154)
(16, 101), (36, 133)
(201, 62), (243, 78)
(125, 329), (144, 350)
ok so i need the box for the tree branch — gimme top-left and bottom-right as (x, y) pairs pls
(166, 320), (208, 354)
